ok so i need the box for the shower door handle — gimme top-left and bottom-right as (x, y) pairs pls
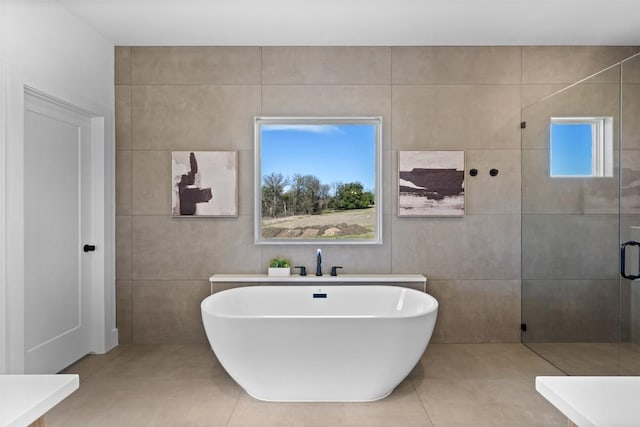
(620, 241), (640, 280)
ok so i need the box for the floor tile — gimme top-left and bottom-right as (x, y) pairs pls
(410, 344), (563, 382)
(93, 344), (225, 381)
(60, 344), (129, 383)
(46, 377), (241, 427)
(227, 381), (433, 427)
(525, 342), (640, 375)
(47, 343), (573, 427)
(413, 379), (565, 427)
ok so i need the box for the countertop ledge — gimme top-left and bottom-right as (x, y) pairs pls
(0, 374), (79, 427)
(209, 273), (427, 283)
(536, 376), (640, 427)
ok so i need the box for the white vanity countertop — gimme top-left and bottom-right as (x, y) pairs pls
(209, 273), (427, 283)
(0, 374), (79, 427)
(536, 376), (640, 427)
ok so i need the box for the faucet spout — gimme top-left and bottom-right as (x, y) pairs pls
(316, 248), (322, 276)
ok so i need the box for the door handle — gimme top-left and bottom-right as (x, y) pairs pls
(83, 244), (96, 253)
(620, 241), (640, 280)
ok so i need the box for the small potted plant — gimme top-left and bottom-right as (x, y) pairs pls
(268, 256), (291, 277)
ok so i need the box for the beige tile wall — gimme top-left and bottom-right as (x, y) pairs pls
(115, 46), (639, 344)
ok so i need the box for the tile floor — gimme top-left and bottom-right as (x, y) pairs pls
(47, 343), (568, 427)
(526, 342), (640, 375)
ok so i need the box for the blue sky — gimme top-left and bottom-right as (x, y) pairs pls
(550, 123), (593, 176)
(261, 123), (376, 192)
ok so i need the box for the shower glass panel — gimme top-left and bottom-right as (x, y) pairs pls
(521, 59), (630, 375)
(620, 53), (640, 375)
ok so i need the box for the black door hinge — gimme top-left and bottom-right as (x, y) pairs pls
(520, 121), (526, 129)
(521, 323), (527, 332)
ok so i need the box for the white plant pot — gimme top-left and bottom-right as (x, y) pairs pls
(268, 267), (291, 277)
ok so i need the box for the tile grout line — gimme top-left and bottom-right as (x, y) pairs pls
(520, 343), (570, 376)
(408, 377), (437, 427)
(224, 388), (244, 427)
(128, 50), (135, 344)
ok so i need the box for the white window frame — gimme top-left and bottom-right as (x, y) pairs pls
(550, 116), (613, 178)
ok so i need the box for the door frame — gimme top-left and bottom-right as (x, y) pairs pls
(0, 60), (7, 374)
(3, 77), (113, 373)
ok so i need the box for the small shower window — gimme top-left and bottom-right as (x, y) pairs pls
(550, 117), (613, 177)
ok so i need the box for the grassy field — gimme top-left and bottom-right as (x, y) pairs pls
(261, 207), (375, 239)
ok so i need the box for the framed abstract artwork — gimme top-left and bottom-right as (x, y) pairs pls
(171, 151), (238, 217)
(398, 150), (465, 217)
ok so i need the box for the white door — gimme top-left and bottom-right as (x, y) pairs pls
(24, 92), (93, 374)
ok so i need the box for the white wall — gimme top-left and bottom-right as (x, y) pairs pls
(0, 0), (8, 375)
(0, 0), (115, 373)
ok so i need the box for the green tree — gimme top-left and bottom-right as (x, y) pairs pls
(333, 182), (374, 210)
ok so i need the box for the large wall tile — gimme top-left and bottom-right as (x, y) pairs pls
(392, 85), (521, 150)
(132, 150), (170, 215)
(522, 149), (583, 214)
(621, 279), (631, 342)
(391, 215), (521, 280)
(262, 47), (391, 84)
(622, 84), (640, 150)
(115, 85), (131, 150)
(522, 46), (639, 84)
(115, 150), (132, 215)
(133, 280), (209, 344)
(131, 85), (261, 150)
(622, 53), (640, 84)
(521, 84), (567, 108)
(465, 150), (521, 215)
(426, 280), (521, 343)
(116, 216), (132, 280)
(116, 281), (133, 344)
(238, 149), (255, 216)
(522, 280), (571, 342)
(522, 149), (619, 215)
(522, 279), (618, 342)
(617, 215), (640, 342)
(522, 214), (619, 280)
(132, 215), (262, 280)
(392, 47), (521, 84)
(382, 149), (392, 215)
(621, 215), (640, 243)
(261, 85), (391, 149)
(632, 282), (640, 345)
(521, 83), (620, 150)
(131, 47), (261, 84)
(115, 46), (131, 85)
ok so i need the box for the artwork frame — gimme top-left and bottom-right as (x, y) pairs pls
(171, 150), (238, 217)
(398, 150), (465, 217)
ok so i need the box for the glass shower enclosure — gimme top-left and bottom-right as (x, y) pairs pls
(521, 52), (640, 375)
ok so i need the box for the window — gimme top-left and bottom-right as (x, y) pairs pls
(550, 117), (613, 177)
(254, 116), (383, 245)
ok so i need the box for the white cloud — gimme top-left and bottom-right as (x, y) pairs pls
(262, 124), (343, 134)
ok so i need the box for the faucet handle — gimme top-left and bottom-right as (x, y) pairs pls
(330, 266), (343, 277)
(294, 266), (307, 276)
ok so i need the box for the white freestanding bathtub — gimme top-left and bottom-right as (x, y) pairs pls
(201, 285), (438, 402)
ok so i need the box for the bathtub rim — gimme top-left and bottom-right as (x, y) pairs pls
(201, 284), (438, 321)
